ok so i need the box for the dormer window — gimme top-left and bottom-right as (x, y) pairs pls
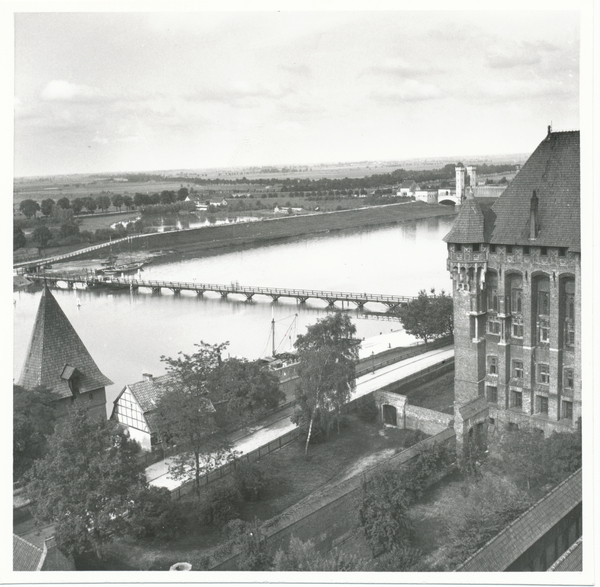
(473, 244), (480, 252)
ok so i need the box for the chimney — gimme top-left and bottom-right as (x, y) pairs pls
(529, 190), (539, 240)
(143, 373), (153, 382)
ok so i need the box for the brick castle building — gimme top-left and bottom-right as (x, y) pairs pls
(443, 128), (580, 451)
(17, 284), (112, 420)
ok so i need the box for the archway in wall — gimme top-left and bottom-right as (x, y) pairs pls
(382, 404), (398, 426)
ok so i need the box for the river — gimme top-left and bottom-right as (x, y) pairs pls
(13, 215), (455, 414)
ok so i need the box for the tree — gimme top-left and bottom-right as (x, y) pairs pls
(127, 485), (186, 541)
(292, 312), (359, 454)
(83, 197), (97, 214)
(13, 385), (57, 481)
(358, 468), (413, 556)
(71, 198), (84, 215)
(96, 194), (111, 212)
(111, 194), (124, 211)
(122, 195), (134, 209)
(14, 225), (26, 249)
(32, 225), (53, 249)
(26, 407), (146, 558)
(398, 288), (453, 345)
(19, 199), (40, 218)
(177, 187), (189, 201)
(133, 193), (149, 208)
(56, 197), (71, 210)
(160, 190), (176, 205)
(40, 198), (55, 217)
(210, 357), (285, 425)
(154, 342), (235, 494)
(59, 221), (80, 238)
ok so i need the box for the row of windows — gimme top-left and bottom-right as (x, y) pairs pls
(487, 386), (573, 419)
(486, 315), (574, 346)
(453, 244), (568, 257)
(487, 356), (574, 388)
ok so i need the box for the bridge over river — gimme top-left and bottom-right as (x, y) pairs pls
(26, 272), (417, 312)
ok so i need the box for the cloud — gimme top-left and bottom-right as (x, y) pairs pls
(186, 81), (292, 107)
(365, 59), (439, 78)
(485, 40), (561, 70)
(372, 80), (442, 103)
(41, 80), (105, 102)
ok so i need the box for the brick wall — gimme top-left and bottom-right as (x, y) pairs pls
(405, 405), (453, 435)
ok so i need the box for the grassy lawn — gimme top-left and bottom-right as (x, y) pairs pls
(403, 371), (454, 414)
(94, 415), (419, 571)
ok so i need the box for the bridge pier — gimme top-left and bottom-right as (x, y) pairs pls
(220, 292), (228, 299)
(171, 289), (181, 295)
(325, 299), (337, 307)
(152, 286), (161, 294)
(385, 303), (400, 313)
(270, 295), (280, 302)
(195, 290), (205, 296)
(355, 301), (366, 309)
(245, 293), (254, 302)
(297, 297), (308, 304)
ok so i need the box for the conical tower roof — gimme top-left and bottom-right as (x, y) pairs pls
(17, 285), (113, 398)
(443, 189), (494, 244)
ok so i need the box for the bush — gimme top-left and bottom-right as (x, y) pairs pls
(357, 395), (378, 422)
(127, 486), (186, 541)
(401, 428), (427, 449)
(401, 441), (451, 500)
(233, 462), (269, 502)
(202, 486), (239, 528)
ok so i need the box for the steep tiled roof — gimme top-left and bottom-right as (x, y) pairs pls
(13, 534), (44, 571)
(443, 193), (496, 243)
(17, 285), (113, 398)
(127, 374), (171, 413)
(457, 469), (582, 572)
(490, 130), (580, 250)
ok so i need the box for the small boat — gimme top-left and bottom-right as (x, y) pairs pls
(101, 261), (145, 276)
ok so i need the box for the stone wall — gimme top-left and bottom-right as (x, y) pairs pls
(405, 405), (454, 435)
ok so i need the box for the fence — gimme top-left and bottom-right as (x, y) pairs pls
(169, 428), (300, 500)
(355, 336), (453, 378)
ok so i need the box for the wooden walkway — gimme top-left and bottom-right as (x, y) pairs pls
(26, 272), (416, 311)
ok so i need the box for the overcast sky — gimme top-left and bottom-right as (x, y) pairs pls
(13, 9), (580, 177)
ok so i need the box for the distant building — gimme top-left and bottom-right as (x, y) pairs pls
(472, 185), (507, 199)
(397, 180), (419, 197)
(444, 129), (580, 453)
(414, 189), (438, 204)
(17, 284), (112, 420)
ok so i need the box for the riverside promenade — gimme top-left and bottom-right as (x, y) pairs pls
(146, 339), (454, 491)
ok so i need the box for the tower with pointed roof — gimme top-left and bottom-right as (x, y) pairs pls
(444, 128), (581, 454)
(17, 285), (112, 420)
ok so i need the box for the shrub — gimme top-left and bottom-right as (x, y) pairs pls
(233, 462), (269, 502)
(401, 428), (427, 449)
(357, 395), (378, 422)
(127, 486), (186, 541)
(203, 486), (239, 528)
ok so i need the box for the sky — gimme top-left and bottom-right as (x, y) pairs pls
(12, 8), (582, 177)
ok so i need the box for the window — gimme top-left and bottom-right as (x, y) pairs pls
(536, 395), (549, 414)
(564, 280), (575, 348)
(523, 246), (530, 255)
(559, 248), (567, 257)
(538, 363), (550, 385)
(512, 319), (524, 338)
(487, 316), (501, 335)
(538, 290), (550, 316)
(506, 245), (513, 253)
(541, 247), (548, 256)
(539, 319), (550, 343)
(455, 244), (462, 252)
(562, 401), (573, 420)
(513, 360), (524, 379)
(511, 391), (523, 409)
(487, 386), (498, 403)
(563, 367), (574, 389)
(488, 356), (498, 375)
(511, 288), (522, 314)
(490, 244), (496, 253)
(473, 243), (480, 252)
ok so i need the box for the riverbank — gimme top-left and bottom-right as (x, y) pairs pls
(71, 201), (457, 264)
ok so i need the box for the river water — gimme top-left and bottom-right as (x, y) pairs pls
(13, 214), (455, 413)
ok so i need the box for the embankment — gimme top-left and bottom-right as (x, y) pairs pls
(80, 202), (456, 261)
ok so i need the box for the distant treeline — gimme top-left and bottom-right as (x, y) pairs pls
(121, 162), (517, 192)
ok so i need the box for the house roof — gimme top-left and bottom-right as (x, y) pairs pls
(457, 468), (582, 572)
(490, 130), (579, 249)
(17, 285), (113, 398)
(400, 180), (417, 189)
(13, 534), (44, 571)
(443, 191), (496, 244)
(444, 130), (579, 250)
